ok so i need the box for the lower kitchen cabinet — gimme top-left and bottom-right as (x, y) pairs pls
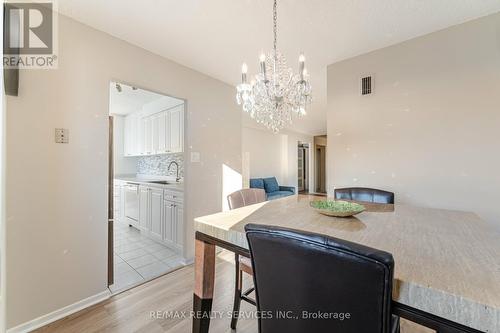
(163, 200), (175, 243)
(175, 204), (184, 247)
(162, 195), (183, 252)
(139, 186), (150, 231)
(150, 188), (163, 241)
(116, 180), (184, 254)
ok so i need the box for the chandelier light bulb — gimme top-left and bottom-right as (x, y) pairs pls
(299, 54), (306, 80)
(259, 53), (267, 79)
(241, 63), (248, 83)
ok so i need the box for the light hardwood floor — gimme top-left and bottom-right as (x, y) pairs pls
(36, 252), (432, 333)
(35, 251), (257, 333)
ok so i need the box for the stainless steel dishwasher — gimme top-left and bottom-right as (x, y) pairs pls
(124, 183), (139, 227)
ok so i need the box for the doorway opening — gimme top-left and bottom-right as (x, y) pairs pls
(314, 135), (327, 194)
(108, 81), (187, 294)
(298, 143), (309, 194)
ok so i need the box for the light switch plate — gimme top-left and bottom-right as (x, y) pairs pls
(55, 128), (69, 143)
(191, 152), (200, 163)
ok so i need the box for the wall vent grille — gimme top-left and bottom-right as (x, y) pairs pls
(361, 76), (372, 95)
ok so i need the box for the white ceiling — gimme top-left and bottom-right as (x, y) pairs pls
(60, 0), (500, 135)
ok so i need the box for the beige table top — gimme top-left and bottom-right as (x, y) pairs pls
(194, 195), (500, 332)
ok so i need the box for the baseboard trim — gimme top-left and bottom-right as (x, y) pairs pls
(7, 290), (111, 333)
(182, 257), (194, 266)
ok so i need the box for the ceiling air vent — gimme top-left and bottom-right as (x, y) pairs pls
(361, 76), (372, 95)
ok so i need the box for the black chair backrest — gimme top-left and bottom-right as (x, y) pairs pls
(334, 187), (395, 204)
(245, 224), (395, 333)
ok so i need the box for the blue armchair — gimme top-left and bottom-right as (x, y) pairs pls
(249, 177), (295, 200)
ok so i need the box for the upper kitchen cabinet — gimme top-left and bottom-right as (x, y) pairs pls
(123, 96), (184, 157)
(168, 105), (184, 153)
(124, 112), (139, 156)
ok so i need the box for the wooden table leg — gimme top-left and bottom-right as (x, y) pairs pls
(192, 238), (216, 333)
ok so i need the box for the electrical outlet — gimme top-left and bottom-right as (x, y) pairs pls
(55, 128), (69, 143)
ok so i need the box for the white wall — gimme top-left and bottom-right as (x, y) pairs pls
(242, 126), (314, 192)
(112, 115), (138, 175)
(5, 13), (241, 330)
(327, 12), (500, 229)
(1, 6), (6, 330)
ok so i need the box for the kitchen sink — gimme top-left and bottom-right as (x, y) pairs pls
(147, 180), (173, 185)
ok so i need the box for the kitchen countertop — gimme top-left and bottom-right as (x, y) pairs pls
(114, 175), (184, 192)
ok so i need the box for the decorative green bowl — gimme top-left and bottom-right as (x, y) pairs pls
(309, 200), (366, 217)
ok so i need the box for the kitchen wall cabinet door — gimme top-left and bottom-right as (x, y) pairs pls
(163, 200), (175, 243)
(149, 188), (163, 241)
(123, 105), (183, 157)
(158, 111), (170, 154)
(136, 114), (145, 155)
(124, 116), (131, 156)
(152, 111), (171, 154)
(124, 114), (138, 156)
(139, 186), (150, 231)
(151, 113), (160, 155)
(143, 116), (153, 155)
(169, 106), (183, 153)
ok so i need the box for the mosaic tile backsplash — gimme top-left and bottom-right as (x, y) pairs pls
(137, 153), (184, 178)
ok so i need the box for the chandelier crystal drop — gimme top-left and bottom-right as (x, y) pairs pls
(236, 0), (312, 132)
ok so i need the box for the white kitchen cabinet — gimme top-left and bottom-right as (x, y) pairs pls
(124, 114), (138, 156)
(162, 199), (183, 252)
(157, 111), (169, 154)
(162, 189), (183, 252)
(169, 105), (183, 153)
(139, 117), (153, 155)
(175, 204), (184, 247)
(119, 180), (183, 254)
(139, 186), (150, 231)
(149, 188), (163, 241)
(123, 104), (183, 157)
(151, 113), (160, 154)
(163, 200), (175, 244)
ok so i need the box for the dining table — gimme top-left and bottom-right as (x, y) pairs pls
(192, 195), (500, 333)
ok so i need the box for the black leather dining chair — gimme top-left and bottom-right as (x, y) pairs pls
(245, 224), (400, 333)
(334, 187), (395, 204)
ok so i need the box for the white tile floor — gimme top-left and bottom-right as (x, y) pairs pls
(109, 221), (185, 293)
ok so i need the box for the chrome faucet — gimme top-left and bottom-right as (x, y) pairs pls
(168, 161), (181, 182)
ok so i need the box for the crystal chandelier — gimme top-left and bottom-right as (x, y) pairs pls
(236, 0), (312, 132)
